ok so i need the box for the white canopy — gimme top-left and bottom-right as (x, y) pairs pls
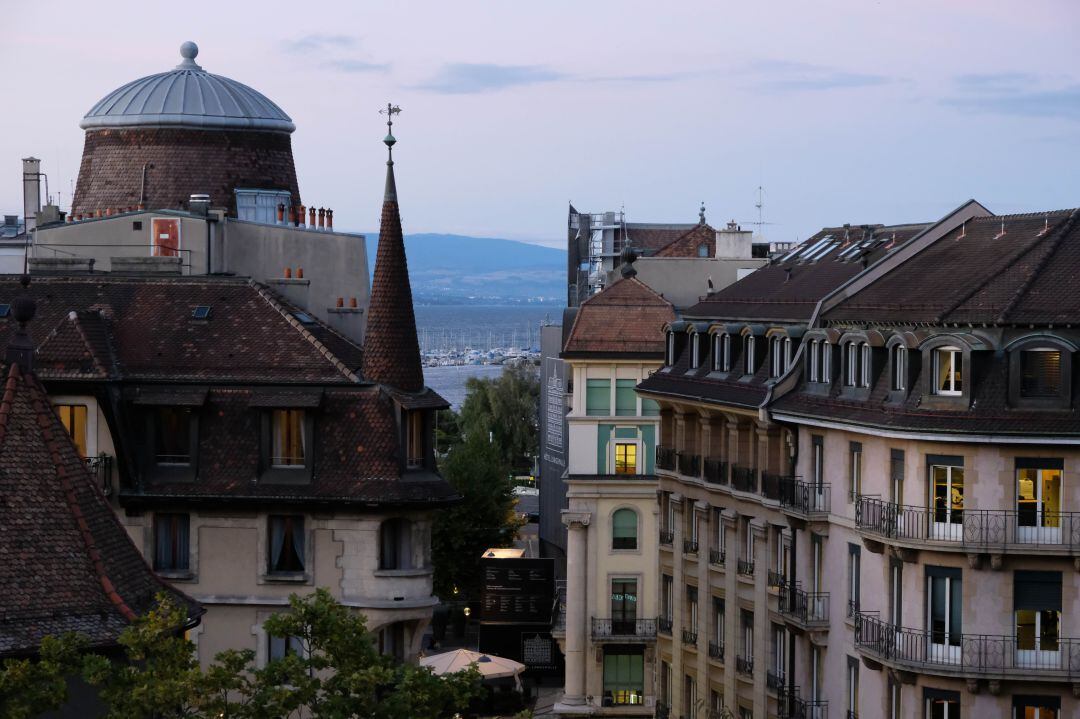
(420, 648), (526, 681)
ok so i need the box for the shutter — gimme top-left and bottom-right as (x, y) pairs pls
(1014, 571), (1062, 611)
(1016, 457), (1064, 470)
(586, 379), (611, 416)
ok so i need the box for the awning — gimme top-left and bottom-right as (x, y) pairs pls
(130, 386), (209, 407)
(248, 388), (323, 408)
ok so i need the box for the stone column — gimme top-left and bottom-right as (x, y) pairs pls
(560, 511), (592, 707)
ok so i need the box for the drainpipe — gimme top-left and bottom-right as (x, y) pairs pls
(140, 162), (154, 206)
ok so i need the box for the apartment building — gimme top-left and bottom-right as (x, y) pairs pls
(554, 272), (676, 716)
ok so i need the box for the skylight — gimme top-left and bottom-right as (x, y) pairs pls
(191, 305), (212, 320)
(294, 311), (316, 324)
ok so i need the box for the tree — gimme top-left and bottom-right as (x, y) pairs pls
(458, 364), (539, 472)
(0, 590), (481, 719)
(432, 437), (525, 600)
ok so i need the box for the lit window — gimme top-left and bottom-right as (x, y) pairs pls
(271, 409), (306, 466)
(892, 345), (907, 391)
(380, 518), (413, 570)
(615, 442), (638, 475)
(54, 404), (88, 457)
(612, 509), (638, 549)
(603, 647), (644, 706)
(933, 347), (962, 395)
(153, 513), (190, 573)
(154, 407), (192, 465)
(1021, 349), (1062, 398)
(268, 515), (305, 574)
(860, 343), (872, 387)
(406, 410), (424, 468)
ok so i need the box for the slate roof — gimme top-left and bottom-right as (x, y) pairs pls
(653, 223), (715, 258)
(626, 223), (697, 253)
(823, 210), (1080, 326)
(0, 361), (202, 656)
(562, 277), (675, 358)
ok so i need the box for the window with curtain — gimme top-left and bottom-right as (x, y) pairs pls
(406, 410), (424, 468)
(268, 515), (305, 574)
(611, 578), (638, 633)
(154, 513), (190, 572)
(612, 508), (638, 549)
(615, 379), (637, 416)
(1016, 459), (1063, 538)
(54, 404), (88, 457)
(933, 347), (963, 395)
(1021, 349), (1063, 397)
(926, 566), (962, 651)
(1015, 571), (1061, 654)
(662, 575), (673, 622)
(380, 517), (413, 570)
(586, 379), (611, 416)
(603, 648), (644, 705)
(271, 409), (305, 466)
(269, 634), (303, 662)
(890, 449), (905, 503)
(154, 407), (191, 465)
(849, 441), (863, 501)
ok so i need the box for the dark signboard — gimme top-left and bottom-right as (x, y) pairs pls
(480, 557), (555, 624)
(538, 324), (569, 556)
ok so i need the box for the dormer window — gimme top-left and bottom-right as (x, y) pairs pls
(272, 409), (306, 467)
(771, 336), (784, 378)
(860, 343), (872, 388)
(845, 343), (858, 386)
(891, 345), (907, 391)
(666, 332), (675, 366)
(406, 410), (425, 469)
(784, 338), (793, 371)
(808, 340), (820, 382)
(933, 347), (963, 396)
(691, 333), (701, 369)
(715, 333), (732, 372)
(821, 342), (832, 382)
(1020, 349), (1062, 398)
(744, 336), (756, 375)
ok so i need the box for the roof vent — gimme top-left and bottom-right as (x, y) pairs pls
(191, 305), (212, 320)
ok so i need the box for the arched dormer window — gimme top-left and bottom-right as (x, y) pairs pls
(1007, 338), (1073, 408)
(808, 340), (820, 382)
(744, 335), (756, 375)
(666, 331), (675, 366)
(932, 346), (963, 395)
(690, 333), (701, 369)
(891, 345), (907, 391)
(714, 333), (732, 372)
(612, 508), (638, 550)
(771, 336), (784, 378)
(784, 337), (793, 372)
(821, 341), (832, 382)
(845, 342), (859, 386)
(1020, 348), (1062, 398)
(860, 342), (872, 388)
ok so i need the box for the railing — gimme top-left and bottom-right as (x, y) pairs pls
(778, 584), (830, 627)
(736, 559), (755, 577)
(677, 452), (701, 477)
(85, 453), (114, 496)
(846, 712), (858, 719)
(856, 496), (1080, 551)
(655, 701), (670, 719)
(660, 529), (675, 546)
(736, 655), (754, 676)
(847, 599), (860, 618)
(768, 569), (787, 588)
(779, 687), (828, 719)
(854, 612), (1080, 678)
(682, 629), (698, 646)
(766, 669), (786, 693)
(656, 445), (677, 472)
(704, 458), (728, 486)
(708, 640), (724, 660)
(591, 617), (657, 640)
(552, 579), (567, 633)
(659, 617), (673, 635)
(761, 472), (787, 502)
(731, 465), (758, 493)
(779, 478), (830, 517)
(709, 548), (725, 566)
(683, 540), (699, 554)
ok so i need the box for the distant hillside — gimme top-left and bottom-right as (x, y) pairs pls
(367, 233), (566, 302)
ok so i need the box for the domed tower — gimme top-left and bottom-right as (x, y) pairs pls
(71, 42), (301, 217)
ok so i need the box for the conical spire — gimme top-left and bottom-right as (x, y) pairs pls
(362, 105), (424, 392)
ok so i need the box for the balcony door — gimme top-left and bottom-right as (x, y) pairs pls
(926, 568), (962, 664)
(1015, 572), (1061, 669)
(1016, 461), (1062, 545)
(611, 578), (638, 635)
(930, 464), (964, 541)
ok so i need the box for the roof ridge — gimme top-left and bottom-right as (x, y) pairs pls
(997, 208), (1080, 323)
(0, 363), (16, 448)
(249, 280), (359, 383)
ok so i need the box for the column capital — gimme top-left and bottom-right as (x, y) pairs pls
(561, 511), (592, 529)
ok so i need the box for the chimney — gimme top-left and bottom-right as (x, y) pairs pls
(317, 207), (325, 230)
(22, 157), (41, 235)
(189, 194), (211, 216)
(326, 209), (333, 230)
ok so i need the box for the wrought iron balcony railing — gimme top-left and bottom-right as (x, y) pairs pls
(736, 559), (755, 577)
(655, 701), (671, 719)
(591, 617), (657, 640)
(708, 640), (724, 660)
(768, 569), (787, 588)
(682, 629), (698, 646)
(766, 669), (786, 693)
(85, 453), (114, 496)
(731, 465), (758, 493)
(656, 445), (677, 472)
(704, 458), (728, 486)
(778, 686), (829, 719)
(660, 529), (675, 546)
(736, 655), (754, 676)
(854, 612), (1080, 679)
(659, 617), (673, 635)
(677, 452), (701, 477)
(709, 548), (725, 566)
(683, 539), (699, 555)
(779, 477), (830, 518)
(761, 472), (787, 502)
(778, 584), (830, 627)
(855, 496), (1080, 552)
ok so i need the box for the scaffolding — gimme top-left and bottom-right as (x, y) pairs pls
(567, 208), (626, 306)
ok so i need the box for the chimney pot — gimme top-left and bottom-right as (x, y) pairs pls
(317, 207), (325, 229)
(296, 267), (304, 279)
(299, 205), (306, 226)
(349, 297), (358, 308)
(277, 203), (285, 224)
(309, 207), (316, 226)
(284, 267), (292, 279)
(336, 297), (344, 308)
(326, 209), (333, 230)
(95, 209), (102, 218)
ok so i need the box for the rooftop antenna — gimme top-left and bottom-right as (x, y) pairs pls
(741, 185), (777, 239)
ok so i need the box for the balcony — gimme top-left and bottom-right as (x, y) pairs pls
(704, 458), (728, 486)
(761, 472), (786, 502)
(709, 548), (725, 566)
(656, 445), (677, 472)
(736, 559), (755, 577)
(683, 539), (699, 555)
(778, 584), (830, 629)
(855, 612), (1080, 680)
(659, 617), (673, 635)
(677, 452), (701, 477)
(731, 465), (758, 493)
(778, 687), (828, 719)
(708, 640), (724, 661)
(766, 669), (786, 693)
(779, 478), (830, 519)
(681, 629), (698, 646)
(591, 617), (657, 641)
(736, 655), (754, 676)
(85, 453), (114, 496)
(660, 529), (675, 546)
(856, 496), (1080, 556)
(768, 569), (787, 588)
(655, 702), (670, 719)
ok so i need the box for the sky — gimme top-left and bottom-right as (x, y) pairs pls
(2, 0), (1078, 248)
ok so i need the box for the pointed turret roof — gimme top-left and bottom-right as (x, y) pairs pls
(362, 110), (424, 392)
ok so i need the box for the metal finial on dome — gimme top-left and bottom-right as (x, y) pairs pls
(6, 274), (36, 371)
(177, 41), (202, 70)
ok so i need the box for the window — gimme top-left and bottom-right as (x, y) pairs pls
(715, 333), (732, 372)
(662, 575), (674, 623)
(1013, 695), (1060, 719)
(926, 567), (962, 661)
(845, 342), (858, 386)
(889, 559), (904, 626)
(933, 347), (962, 395)
(268, 634), (303, 662)
(1016, 459), (1063, 542)
(847, 657), (860, 717)
(845, 544), (861, 617)
(586, 379), (611, 416)
(930, 461), (964, 540)
(808, 340), (820, 382)
(1015, 571), (1061, 661)
(740, 609), (754, 661)
(771, 336), (784, 378)
(660, 661), (671, 706)
(860, 342), (872, 387)
(268, 515), (305, 575)
(271, 409), (305, 467)
(611, 578), (639, 633)
(683, 675), (696, 719)
(714, 507), (726, 556)
(691, 333), (701, 369)
(54, 404), (88, 457)
(612, 508), (638, 549)
(615, 379), (637, 416)
(924, 689), (960, 719)
(1021, 349), (1062, 397)
(810, 646), (822, 701)
(888, 679), (901, 719)
(849, 441), (862, 501)
(379, 518), (413, 570)
(191, 305), (212, 320)
(641, 398), (660, 416)
(784, 337), (792, 371)
(666, 332), (675, 366)
(686, 586), (698, 636)
(810, 534), (823, 593)
(743, 335), (755, 374)
(742, 517), (754, 562)
(406, 410), (424, 468)
(154, 407), (192, 465)
(821, 341), (832, 382)
(151, 217), (181, 257)
(614, 442), (638, 474)
(153, 513), (190, 573)
(603, 648), (644, 705)
(378, 622), (406, 662)
(714, 597), (725, 646)
(892, 345), (907, 391)
(811, 435), (824, 489)
(697, 243), (709, 257)
(770, 624), (787, 685)
(890, 449), (905, 503)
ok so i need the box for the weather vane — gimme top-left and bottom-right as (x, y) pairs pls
(379, 103), (402, 157)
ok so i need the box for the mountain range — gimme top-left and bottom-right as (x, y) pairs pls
(366, 233), (566, 303)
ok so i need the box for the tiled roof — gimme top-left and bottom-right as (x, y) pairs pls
(653, 223), (715, 258)
(626, 223), (697, 253)
(562, 277), (675, 357)
(823, 210), (1080, 325)
(361, 159), (424, 392)
(0, 361), (201, 656)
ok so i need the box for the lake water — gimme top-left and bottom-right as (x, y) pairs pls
(422, 364), (507, 411)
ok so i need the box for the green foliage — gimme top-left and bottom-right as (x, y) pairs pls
(0, 590), (481, 719)
(434, 408), (462, 456)
(458, 364), (539, 471)
(432, 436), (525, 600)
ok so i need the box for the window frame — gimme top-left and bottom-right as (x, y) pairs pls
(690, 332), (701, 369)
(743, 335), (756, 375)
(845, 342), (859, 387)
(266, 514), (307, 579)
(260, 407), (314, 483)
(932, 346), (963, 396)
(1008, 339), (1073, 409)
(860, 342), (872, 388)
(611, 507), (639, 550)
(54, 403), (90, 458)
(405, 409), (426, 469)
(821, 341), (832, 382)
(378, 517), (415, 571)
(153, 512), (191, 576)
(808, 339), (820, 382)
(891, 344), (907, 392)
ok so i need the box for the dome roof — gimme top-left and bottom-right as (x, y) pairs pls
(80, 42), (295, 133)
